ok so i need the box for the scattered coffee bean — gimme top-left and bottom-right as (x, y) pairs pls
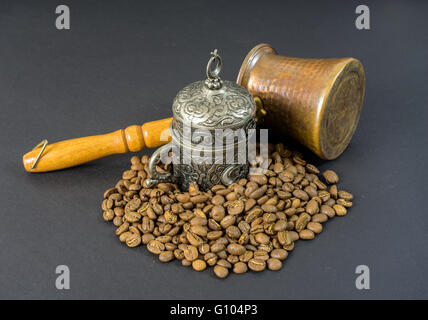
(213, 265), (229, 278)
(192, 259), (207, 271)
(322, 170), (339, 184)
(267, 258), (282, 271)
(248, 258), (266, 272)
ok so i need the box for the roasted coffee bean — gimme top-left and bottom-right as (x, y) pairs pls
(103, 209), (114, 221)
(211, 195), (225, 206)
(220, 215), (236, 228)
(270, 249), (288, 260)
(226, 226), (241, 239)
(248, 258), (266, 272)
(147, 240), (164, 254)
(307, 222), (323, 234)
(267, 258), (282, 271)
(306, 199), (319, 215)
(191, 225), (207, 237)
(159, 251), (174, 262)
(192, 259), (207, 271)
(186, 232), (203, 246)
(249, 185), (267, 199)
(333, 204), (347, 216)
(207, 231), (223, 240)
(255, 233), (270, 245)
(320, 205), (335, 218)
(322, 170), (339, 184)
(249, 174), (268, 185)
(217, 259), (232, 269)
(227, 243), (246, 256)
(190, 195), (209, 203)
(299, 229), (315, 240)
(227, 200), (244, 215)
(338, 190), (353, 201)
(233, 262), (248, 274)
(311, 213), (328, 223)
(213, 265), (229, 278)
(295, 213), (311, 232)
(183, 245), (199, 261)
(292, 189), (309, 201)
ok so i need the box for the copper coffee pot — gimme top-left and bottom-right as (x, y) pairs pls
(237, 43), (365, 160)
(22, 44), (365, 172)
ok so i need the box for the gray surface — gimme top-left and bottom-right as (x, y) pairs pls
(0, 0), (427, 299)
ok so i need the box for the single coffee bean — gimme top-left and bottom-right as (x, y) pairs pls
(249, 185), (267, 199)
(142, 233), (155, 244)
(147, 240), (164, 254)
(292, 189), (309, 201)
(333, 204), (347, 216)
(322, 170), (339, 184)
(103, 209), (114, 221)
(338, 190), (353, 201)
(176, 194), (190, 203)
(217, 259), (232, 269)
(255, 233), (270, 245)
(159, 251), (174, 262)
(190, 216), (207, 226)
(125, 233), (141, 247)
(220, 215), (236, 228)
(186, 232), (203, 246)
(213, 265), (229, 278)
(191, 225), (207, 237)
(248, 258), (266, 272)
(206, 229), (222, 239)
(211, 205), (225, 222)
(190, 195), (209, 203)
(227, 200), (245, 216)
(299, 229), (315, 240)
(182, 259), (192, 267)
(233, 262), (248, 274)
(226, 226), (241, 239)
(295, 213), (311, 232)
(306, 199), (319, 215)
(253, 250), (270, 261)
(227, 243), (246, 256)
(192, 259), (207, 271)
(249, 174), (268, 185)
(122, 170), (137, 180)
(270, 248), (288, 260)
(267, 258), (282, 271)
(329, 185), (338, 199)
(183, 245), (199, 261)
(261, 203), (277, 213)
(311, 213), (328, 223)
(307, 222), (323, 234)
(320, 205), (335, 218)
(211, 194), (225, 206)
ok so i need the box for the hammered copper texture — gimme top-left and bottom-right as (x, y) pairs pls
(237, 43), (365, 159)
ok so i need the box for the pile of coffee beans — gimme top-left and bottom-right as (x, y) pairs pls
(101, 143), (354, 278)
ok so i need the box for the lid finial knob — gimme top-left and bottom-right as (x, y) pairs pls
(205, 49), (223, 89)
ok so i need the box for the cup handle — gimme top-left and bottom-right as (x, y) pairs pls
(145, 143), (175, 187)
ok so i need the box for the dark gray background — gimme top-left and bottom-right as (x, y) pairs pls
(0, 0), (427, 299)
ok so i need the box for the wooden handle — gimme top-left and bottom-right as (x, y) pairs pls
(23, 118), (172, 172)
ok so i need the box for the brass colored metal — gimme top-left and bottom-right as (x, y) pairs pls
(237, 43), (365, 160)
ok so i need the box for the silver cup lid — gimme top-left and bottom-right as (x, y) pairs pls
(172, 49), (256, 135)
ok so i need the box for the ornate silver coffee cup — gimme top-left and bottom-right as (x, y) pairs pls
(146, 50), (256, 191)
